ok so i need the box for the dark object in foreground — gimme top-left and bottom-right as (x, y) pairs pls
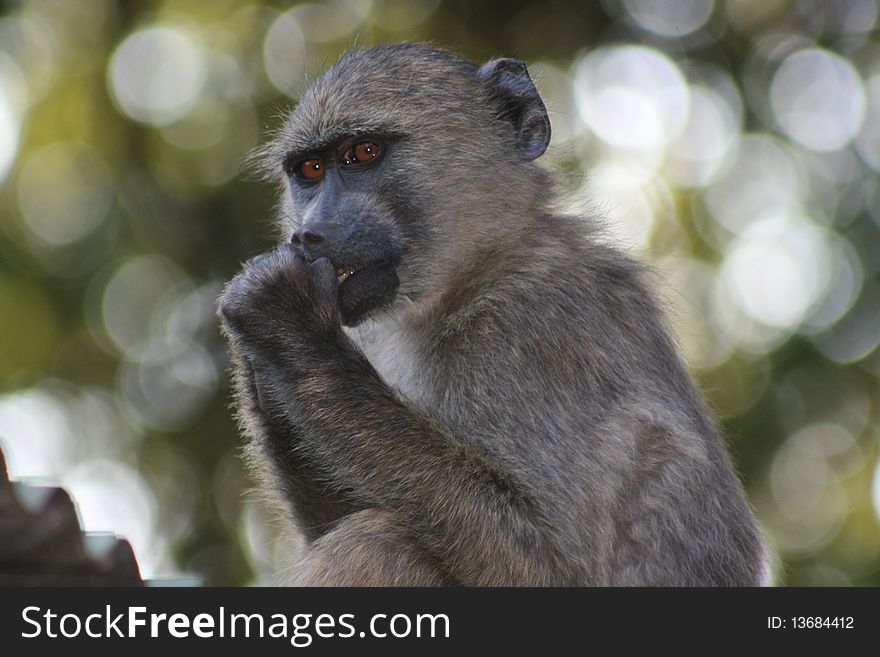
(0, 448), (142, 586)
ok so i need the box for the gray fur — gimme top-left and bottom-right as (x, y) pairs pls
(219, 43), (766, 586)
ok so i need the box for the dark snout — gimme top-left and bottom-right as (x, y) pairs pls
(291, 221), (352, 261)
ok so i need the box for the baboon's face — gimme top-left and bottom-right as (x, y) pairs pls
(277, 70), (469, 326)
(270, 46), (549, 327)
(282, 130), (414, 327)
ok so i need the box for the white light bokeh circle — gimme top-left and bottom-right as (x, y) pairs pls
(812, 281), (880, 364)
(769, 423), (855, 554)
(105, 273), (221, 432)
(873, 456), (880, 525)
(719, 214), (831, 330)
(240, 499), (287, 582)
(0, 388), (75, 478)
(0, 385), (140, 480)
(262, 9), (307, 97)
(589, 87), (664, 150)
(667, 85), (741, 187)
(770, 48), (865, 152)
(118, 341), (218, 432)
(587, 163), (663, 250)
(623, 0), (715, 37)
(825, 0), (879, 36)
(705, 134), (804, 235)
(801, 233), (863, 334)
(108, 25), (207, 126)
(855, 75), (880, 172)
(0, 15), (58, 106)
(291, 1), (371, 43)
(16, 141), (113, 246)
(160, 103), (232, 151)
(574, 45), (690, 152)
(0, 83), (19, 183)
(101, 255), (189, 359)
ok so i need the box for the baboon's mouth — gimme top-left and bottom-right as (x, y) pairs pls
(333, 259), (400, 327)
(336, 267), (356, 284)
(334, 260), (394, 286)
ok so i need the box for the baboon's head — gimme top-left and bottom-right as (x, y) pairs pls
(264, 43), (551, 326)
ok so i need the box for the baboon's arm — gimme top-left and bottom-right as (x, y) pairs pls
(249, 339), (569, 586)
(219, 246), (570, 585)
(226, 342), (363, 541)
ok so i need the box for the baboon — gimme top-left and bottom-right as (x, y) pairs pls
(218, 43), (766, 586)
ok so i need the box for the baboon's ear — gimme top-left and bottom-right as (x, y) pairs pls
(476, 58), (551, 161)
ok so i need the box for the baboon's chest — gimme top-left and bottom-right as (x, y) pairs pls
(344, 318), (429, 407)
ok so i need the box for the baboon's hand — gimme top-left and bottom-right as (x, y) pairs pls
(218, 244), (341, 346)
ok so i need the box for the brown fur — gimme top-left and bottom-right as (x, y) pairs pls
(219, 44), (766, 586)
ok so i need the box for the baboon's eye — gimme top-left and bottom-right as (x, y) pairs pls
(341, 141), (381, 166)
(297, 158), (324, 181)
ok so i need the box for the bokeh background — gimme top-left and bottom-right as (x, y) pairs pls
(0, 0), (878, 586)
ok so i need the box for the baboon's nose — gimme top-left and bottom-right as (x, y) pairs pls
(291, 228), (323, 245)
(291, 222), (344, 257)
